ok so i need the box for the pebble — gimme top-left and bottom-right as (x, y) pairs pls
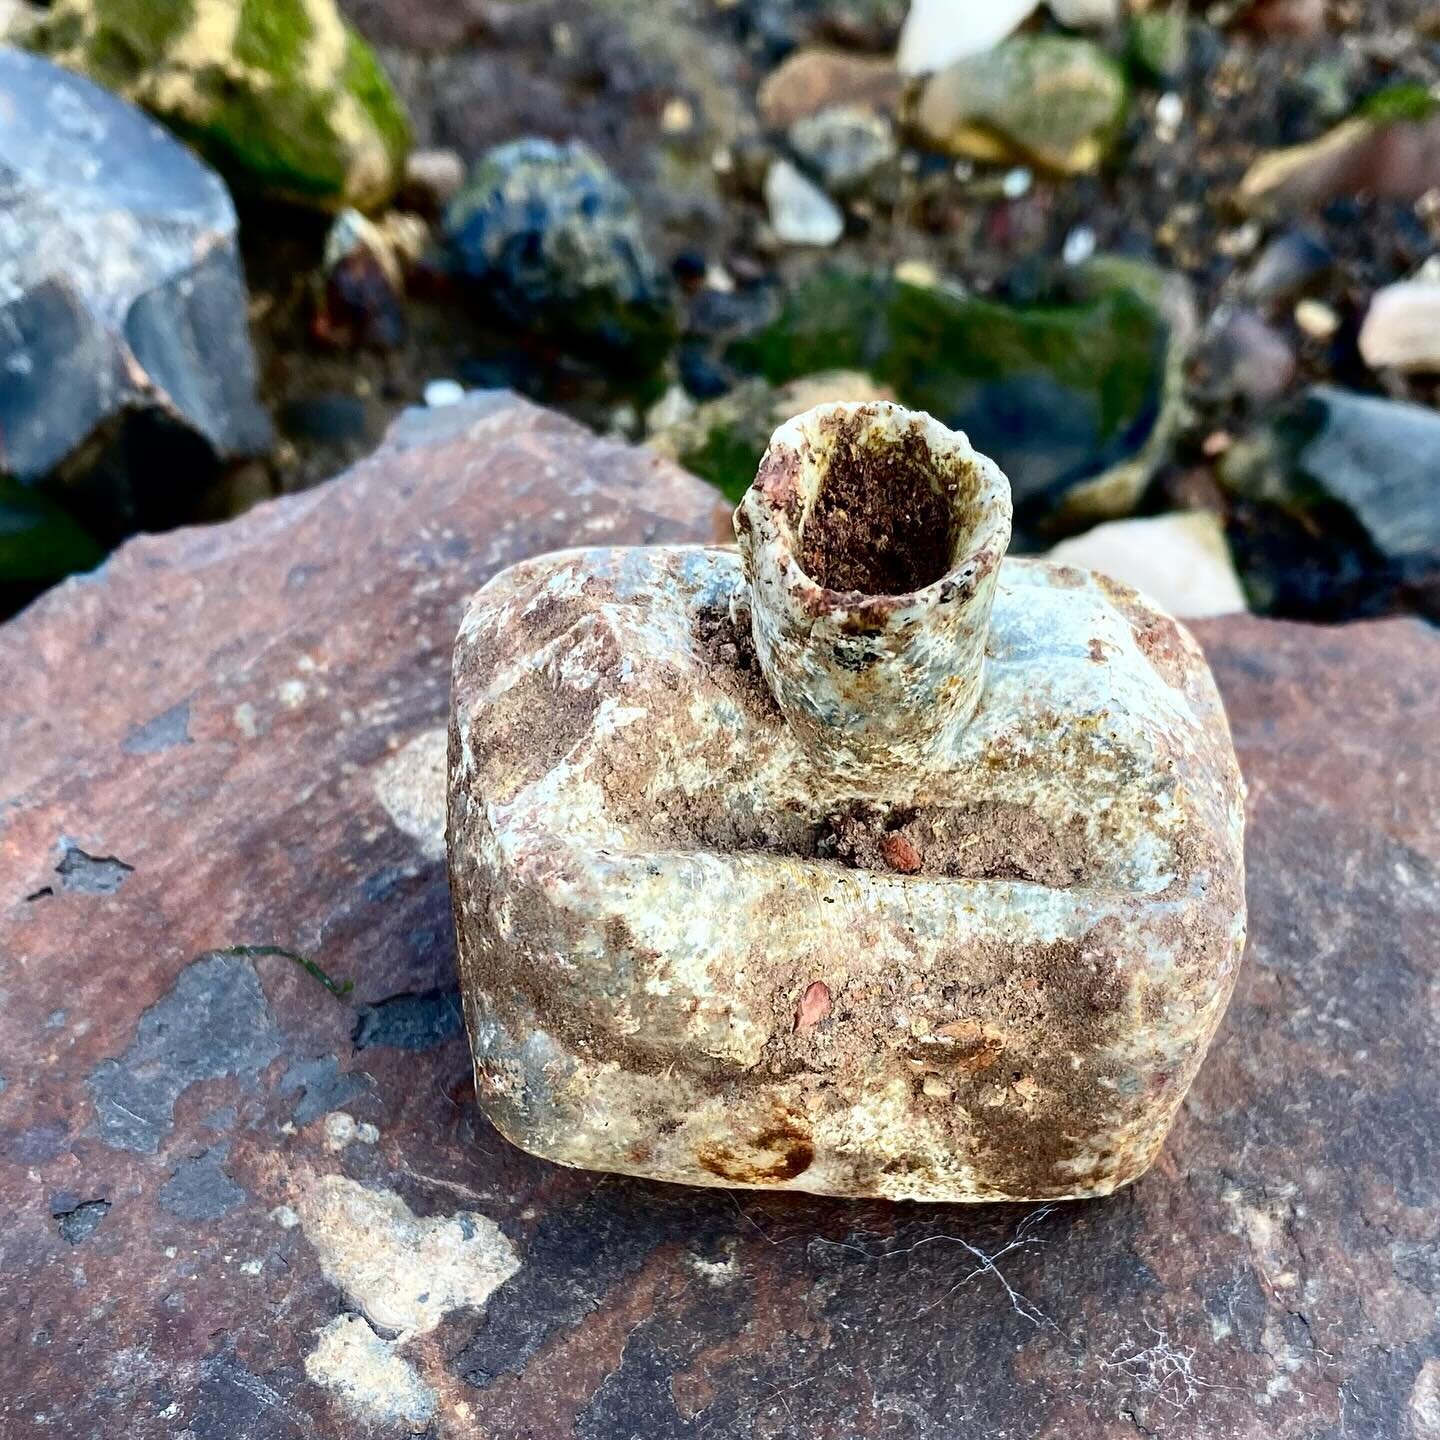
(645, 384), (697, 433)
(1358, 280), (1440, 372)
(764, 158), (844, 246)
(1243, 0), (1326, 38)
(897, 0), (1036, 76)
(894, 259), (943, 288)
(1001, 166), (1034, 199)
(1193, 308), (1297, 405)
(757, 49), (902, 128)
(915, 35), (1128, 176)
(1218, 221), (1263, 259)
(1244, 228), (1334, 303)
(403, 148), (466, 211)
(0, 50), (271, 499)
(317, 209), (407, 351)
(28, 0), (409, 214)
(1220, 385), (1440, 605)
(1155, 92), (1184, 142)
(1239, 111), (1440, 215)
(1046, 512), (1247, 620)
(1295, 298), (1341, 340)
(1128, 9), (1188, 83)
(442, 138), (676, 367)
(1063, 225), (1098, 265)
(1049, 0), (1122, 26)
(424, 379), (466, 408)
(787, 104), (898, 195)
(661, 97), (694, 135)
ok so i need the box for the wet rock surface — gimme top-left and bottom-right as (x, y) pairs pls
(0, 51), (271, 580)
(2, 392), (1437, 1436)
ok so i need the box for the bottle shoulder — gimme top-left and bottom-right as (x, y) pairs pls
(452, 544), (1243, 900)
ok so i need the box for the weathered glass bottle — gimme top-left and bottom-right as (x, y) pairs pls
(448, 403), (1246, 1201)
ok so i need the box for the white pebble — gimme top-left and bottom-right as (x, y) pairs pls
(1295, 298), (1341, 340)
(1063, 226), (1097, 266)
(1156, 92), (1184, 141)
(424, 379), (465, 408)
(764, 159), (844, 247)
(1001, 166), (1033, 199)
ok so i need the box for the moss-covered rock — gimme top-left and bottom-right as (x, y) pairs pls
(729, 258), (1191, 533)
(1128, 8), (1187, 85)
(914, 35), (1127, 175)
(0, 476), (104, 612)
(26, 0), (410, 211)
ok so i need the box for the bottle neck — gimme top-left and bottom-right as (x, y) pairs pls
(735, 403), (1012, 795)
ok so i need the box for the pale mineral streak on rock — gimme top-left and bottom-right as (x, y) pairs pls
(373, 726), (448, 861)
(297, 1173), (520, 1338)
(304, 1313), (438, 1430)
(449, 401), (1247, 1203)
(322, 1111), (379, 1150)
(1411, 1358), (1440, 1440)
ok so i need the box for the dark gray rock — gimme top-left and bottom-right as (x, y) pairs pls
(54, 842), (134, 895)
(1242, 227), (1334, 305)
(87, 953), (283, 1153)
(122, 702), (192, 756)
(159, 1144), (248, 1221)
(51, 1195), (110, 1244)
(1223, 385), (1440, 618)
(442, 139), (677, 371)
(0, 51), (271, 543)
(280, 1055), (373, 1126)
(352, 987), (465, 1052)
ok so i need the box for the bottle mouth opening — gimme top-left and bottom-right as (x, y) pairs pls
(749, 403), (1009, 604)
(798, 424), (961, 594)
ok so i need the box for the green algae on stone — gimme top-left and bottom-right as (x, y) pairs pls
(1357, 81), (1439, 125)
(1128, 8), (1187, 86)
(914, 35), (1128, 176)
(26, 0), (410, 211)
(0, 477), (103, 599)
(729, 260), (1189, 532)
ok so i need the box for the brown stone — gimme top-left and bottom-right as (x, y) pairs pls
(1239, 114), (1440, 214)
(1239, 0), (1327, 37)
(1, 391), (1437, 1436)
(757, 48), (903, 129)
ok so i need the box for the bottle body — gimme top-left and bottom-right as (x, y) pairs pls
(449, 409), (1246, 1201)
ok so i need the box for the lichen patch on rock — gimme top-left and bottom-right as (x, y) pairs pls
(304, 1313), (437, 1428)
(297, 1174), (519, 1337)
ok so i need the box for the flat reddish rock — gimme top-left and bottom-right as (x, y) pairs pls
(1, 392), (1436, 1439)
